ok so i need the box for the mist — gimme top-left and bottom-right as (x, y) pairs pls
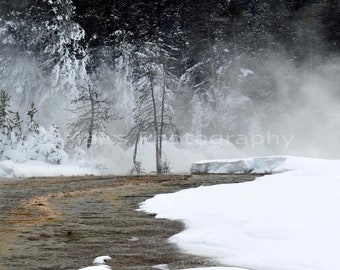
(257, 56), (340, 158)
(1, 0), (340, 173)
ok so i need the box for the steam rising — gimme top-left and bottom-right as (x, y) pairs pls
(1, 1), (340, 165)
(262, 57), (340, 158)
(2, 47), (340, 160)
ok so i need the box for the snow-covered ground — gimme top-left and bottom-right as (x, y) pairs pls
(0, 159), (99, 178)
(140, 156), (340, 270)
(0, 139), (244, 178)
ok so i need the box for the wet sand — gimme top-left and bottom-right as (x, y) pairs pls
(0, 174), (256, 270)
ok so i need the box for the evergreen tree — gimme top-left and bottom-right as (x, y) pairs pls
(26, 0), (87, 99)
(10, 111), (23, 143)
(0, 90), (26, 160)
(0, 89), (12, 157)
(111, 30), (136, 128)
(0, 0), (87, 120)
(35, 124), (68, 164)
(26, 102), (39, 134)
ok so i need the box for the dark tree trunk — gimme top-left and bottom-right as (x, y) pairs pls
(149, 68), (161, 174)
(87, 85), (95, 149)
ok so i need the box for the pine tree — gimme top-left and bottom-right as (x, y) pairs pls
(11, 111), (23, 143)
(36, 124), (68, 164)
(0, 89), (25, 160)
(0, 89), (12, 158)
(110, 30), (136, 128)
(0, 0), (87, 120)
(26, 102), (39, 134)
(27, 0), (87, 99)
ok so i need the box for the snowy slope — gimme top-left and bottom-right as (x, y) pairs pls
(140, 156), (340, 270)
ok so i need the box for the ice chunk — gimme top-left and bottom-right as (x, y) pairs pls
(191, 157), (286, 174)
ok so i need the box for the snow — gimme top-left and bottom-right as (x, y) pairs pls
(85, 138), (244, 175)
(191, 156), (286, 174)
(239, 68), (254, 78)
(182, 268), (247, 270)
(131, 140), (244, 173)
(0, 137), (244, 178)
(139, 156), (340, 270)
(152, 264), (170, 270)
(78, 256), (112, 270)
(0, 159), (98, 178)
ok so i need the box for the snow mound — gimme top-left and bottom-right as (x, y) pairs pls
(0, 160), (99, 178)
(190, 156), (286, 174)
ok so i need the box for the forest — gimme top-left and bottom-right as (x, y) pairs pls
(0, 0), (339, 173)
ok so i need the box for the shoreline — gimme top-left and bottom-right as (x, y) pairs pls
(0, 174), (256, 270)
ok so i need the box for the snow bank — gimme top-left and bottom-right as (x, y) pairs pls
(0, 160), (99, 178)
(190, 156), (286, 174)
(140, 156), (340, 270)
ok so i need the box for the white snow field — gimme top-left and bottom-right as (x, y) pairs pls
(140, 156), (340, 270)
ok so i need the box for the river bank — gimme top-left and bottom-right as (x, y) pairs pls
(0, 174), (256, 270)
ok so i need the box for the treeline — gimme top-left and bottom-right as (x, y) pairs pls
(0, 0), (339, 170)
(0, 90), (67, 164)
(73, 0), (340, 62)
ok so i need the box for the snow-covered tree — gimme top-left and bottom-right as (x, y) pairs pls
(0, 90), (25, 159)
(126, 41), (179, 174)
(0, 14), (47, 112)
(1, 93), (68, 164)
(26, 102), (39, 134)
(22, 104), (68, 164)
(25, 0), (87, 99)
(0, 0), (88, 124)
(67, 83), (118, 150)
(179, 45), (231, 136)
(111, 30), (136, 129)
(33, 124), (68, 164)
(0, 89), (13, 157)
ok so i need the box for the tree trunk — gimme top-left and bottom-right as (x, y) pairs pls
(87, 85), (95, 149)
(133, 126), (140, 165)
(159, 68), (166, 162)
(149, 68), (161, 174)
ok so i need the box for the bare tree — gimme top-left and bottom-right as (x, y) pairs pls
(126, 42), (180, 174)
(67, 83), (118, 150)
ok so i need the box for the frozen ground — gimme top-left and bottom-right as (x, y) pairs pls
(140, 156), (340, 270)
